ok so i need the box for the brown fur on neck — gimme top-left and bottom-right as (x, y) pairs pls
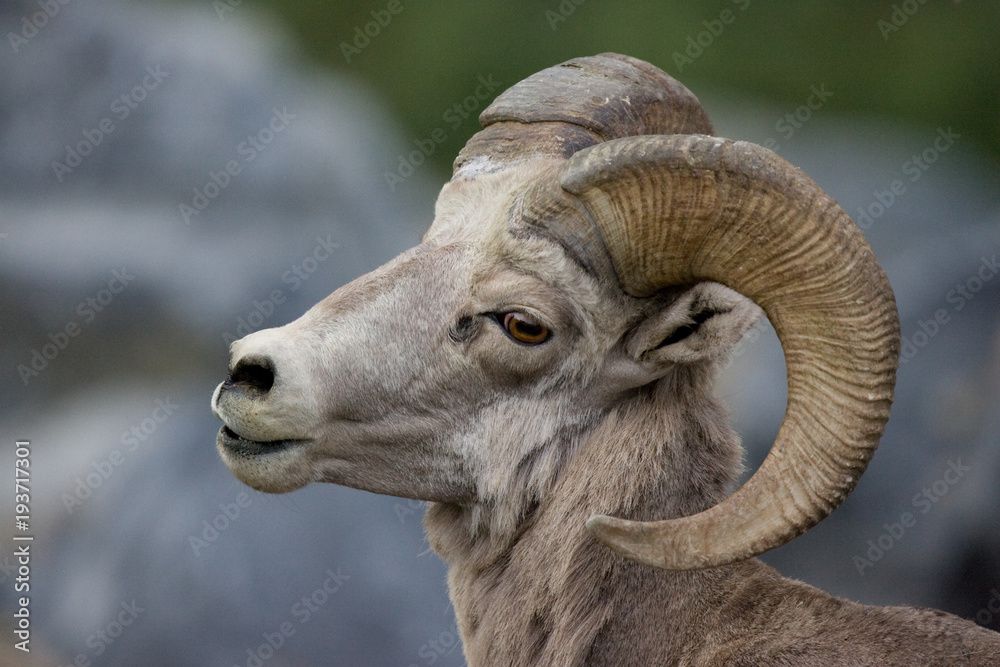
(425, 365), (741, 664)
(425, 367), (1000, 666)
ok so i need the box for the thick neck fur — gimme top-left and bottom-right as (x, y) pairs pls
(425, 366), (1000, 666)
(425, 364), (744, 664)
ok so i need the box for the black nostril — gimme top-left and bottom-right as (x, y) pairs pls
(227, 356), (275, 394)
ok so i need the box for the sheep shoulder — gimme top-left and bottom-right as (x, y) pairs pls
(425, 372), (1000, 665)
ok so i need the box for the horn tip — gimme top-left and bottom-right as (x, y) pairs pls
(585, 513), (633, 545)
(587, 514), (741, 571)
(585, 513), (617, 534)
(586, 514), (673, 568)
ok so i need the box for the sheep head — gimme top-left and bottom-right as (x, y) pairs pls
(211, 54), (900, 570)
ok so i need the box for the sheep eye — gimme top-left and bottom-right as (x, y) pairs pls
(502, 312), (549, 344)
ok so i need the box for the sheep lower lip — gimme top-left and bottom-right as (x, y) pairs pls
(218, 426), (305, 455)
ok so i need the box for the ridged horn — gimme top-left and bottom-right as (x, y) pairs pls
(564, 134), (900, 570)
(453, 53), (713, 180)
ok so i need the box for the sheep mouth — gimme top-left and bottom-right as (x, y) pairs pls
(217, 425), (306, 456)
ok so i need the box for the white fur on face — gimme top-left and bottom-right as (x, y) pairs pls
(213, 162), (624, 503)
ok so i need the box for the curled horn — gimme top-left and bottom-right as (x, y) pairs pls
(462, 54), (900, 570)
(568, 135), (900, 569)
(453, 53), (713, 180)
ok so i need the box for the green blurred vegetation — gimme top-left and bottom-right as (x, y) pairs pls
(181, 1), (999, 178)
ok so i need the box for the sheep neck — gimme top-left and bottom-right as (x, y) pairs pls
(425, 366), (748, 664)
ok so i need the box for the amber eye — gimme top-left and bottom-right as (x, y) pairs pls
(502, 311), (550, 344)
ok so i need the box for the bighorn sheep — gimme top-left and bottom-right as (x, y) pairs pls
(211, 54), (1000, 665)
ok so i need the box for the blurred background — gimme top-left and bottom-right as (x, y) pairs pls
(0, 1), (998, 664)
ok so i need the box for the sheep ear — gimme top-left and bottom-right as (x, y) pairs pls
(628, 282), (762, 368)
